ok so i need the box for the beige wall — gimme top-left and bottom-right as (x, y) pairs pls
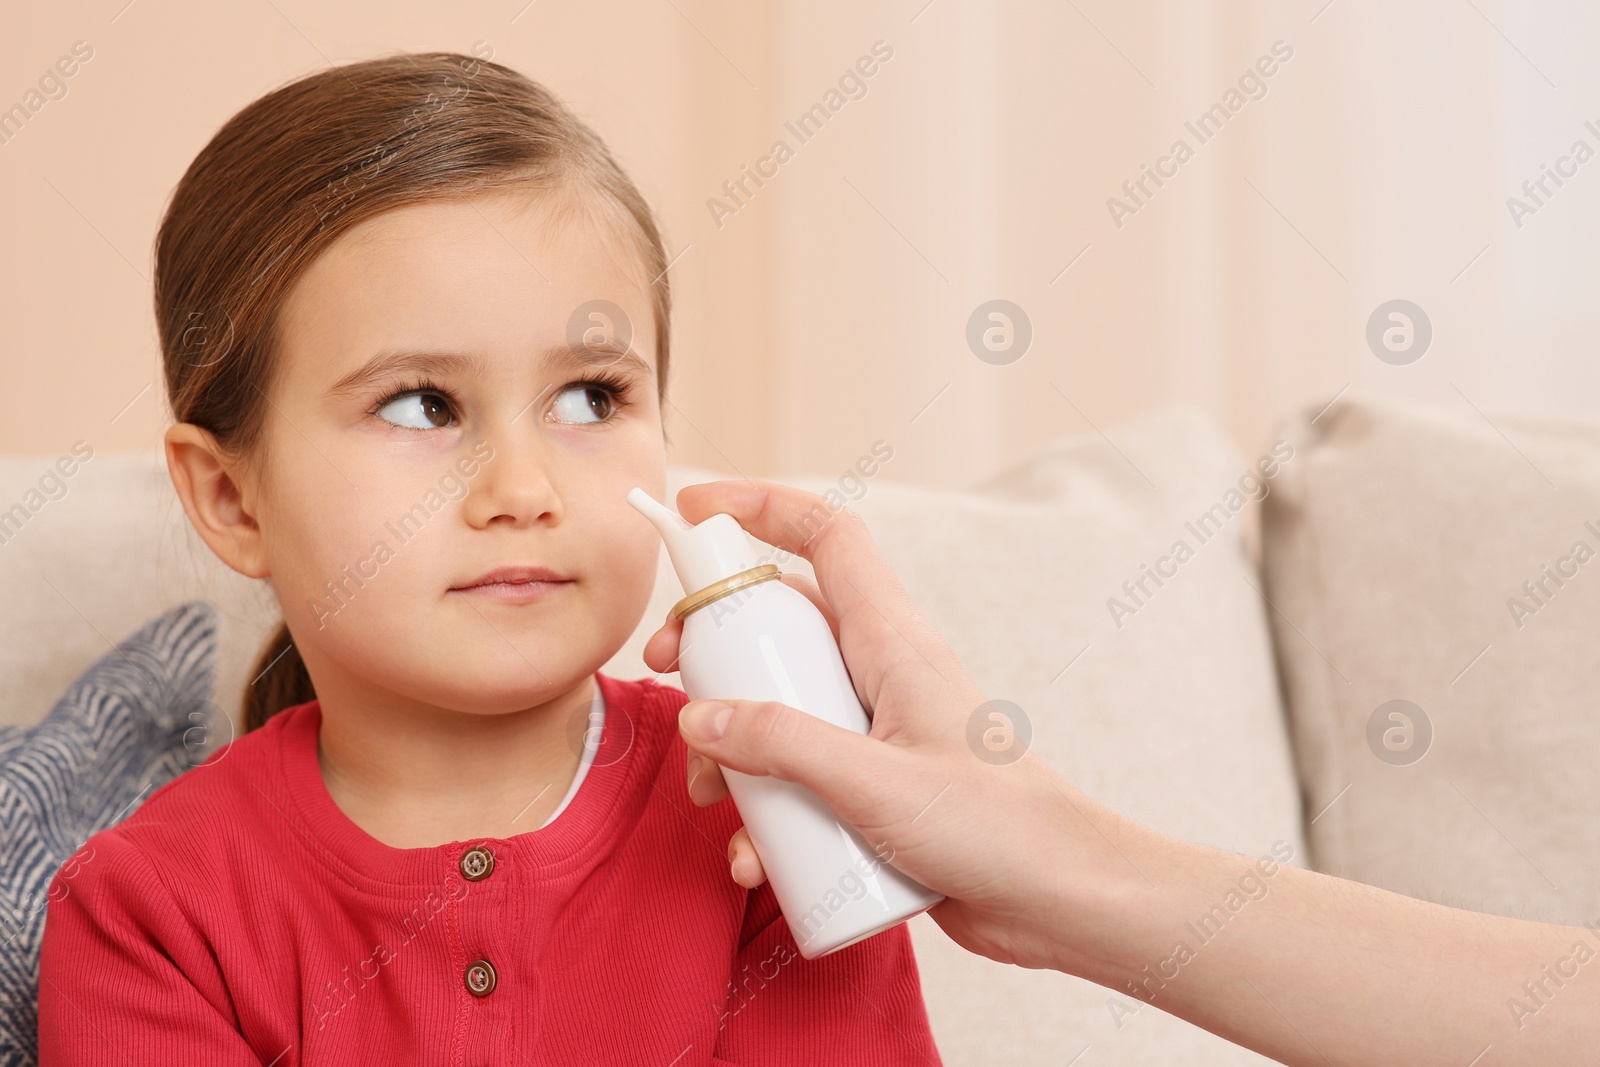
(4, 1), (1597, 486)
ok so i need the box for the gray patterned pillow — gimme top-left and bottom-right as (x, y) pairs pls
(0, 599), (221, 1067)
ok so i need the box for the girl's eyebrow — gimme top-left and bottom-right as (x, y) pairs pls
(327, 341), (652, 397)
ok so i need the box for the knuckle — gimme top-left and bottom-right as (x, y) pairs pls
(829, 501), (869, 536)
(809, 502), (872, 557)
(745, 699), (801, 751)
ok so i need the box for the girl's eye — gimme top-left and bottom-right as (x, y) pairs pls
(374, 391), (455, 430)
(549, 382), (620, 425)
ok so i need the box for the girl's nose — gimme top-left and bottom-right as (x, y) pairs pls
(460, 435), (561, 529)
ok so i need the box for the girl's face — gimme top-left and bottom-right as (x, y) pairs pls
(249, 185), (667, 716)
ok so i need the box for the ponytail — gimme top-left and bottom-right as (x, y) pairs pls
(243, 621), (315, 732)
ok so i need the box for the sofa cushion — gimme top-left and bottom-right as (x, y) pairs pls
(0, 600), (220, 1066)
(0, 451), (280, 732)
(1261, 394), (1600, 923)
(605, 408), (1302, 1065)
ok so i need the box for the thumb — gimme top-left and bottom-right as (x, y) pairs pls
(678, 699), (882, 813)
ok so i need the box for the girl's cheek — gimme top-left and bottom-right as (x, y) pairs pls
(282, 512), (381, 589)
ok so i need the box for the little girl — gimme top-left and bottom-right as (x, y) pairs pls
(37, 51), (940, 1065)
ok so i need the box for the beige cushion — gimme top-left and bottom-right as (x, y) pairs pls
(0, 449), (281, 734)
(1261, 394), (1600, 924)
(2, 410), (1300, 1065)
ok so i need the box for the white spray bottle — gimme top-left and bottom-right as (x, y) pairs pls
(627, 487), (943, 958)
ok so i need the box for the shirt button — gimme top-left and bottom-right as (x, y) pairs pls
(460, 846), (495, 881)
(464, 959), (497, 997)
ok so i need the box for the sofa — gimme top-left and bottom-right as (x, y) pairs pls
(4, 392), (1597, 1065)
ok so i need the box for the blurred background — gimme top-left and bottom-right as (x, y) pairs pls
(5, 0), (1597, 486)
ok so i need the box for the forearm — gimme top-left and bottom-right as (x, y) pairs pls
(1046, 792), (1600, 1066)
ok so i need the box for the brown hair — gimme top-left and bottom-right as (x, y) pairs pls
(155, 51), (672, 732)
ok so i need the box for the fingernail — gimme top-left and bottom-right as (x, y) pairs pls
(682, 701), (733, 742)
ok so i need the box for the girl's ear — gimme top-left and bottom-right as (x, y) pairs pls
(164, 422), (271, 579)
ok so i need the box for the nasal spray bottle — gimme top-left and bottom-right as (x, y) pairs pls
(627, 488), (943, 958)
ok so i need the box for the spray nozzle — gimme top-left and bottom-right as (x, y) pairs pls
(627, 487), (761, 593)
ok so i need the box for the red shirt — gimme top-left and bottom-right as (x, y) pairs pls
(38, 672), (942, 1065)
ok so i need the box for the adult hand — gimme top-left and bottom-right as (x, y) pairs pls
(642, 479), (1090, 971)
(641, 480), (1600, 1066)
(644, 480), (1600, 1066)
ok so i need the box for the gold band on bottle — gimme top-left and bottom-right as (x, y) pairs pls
(672, 564), (782, 621)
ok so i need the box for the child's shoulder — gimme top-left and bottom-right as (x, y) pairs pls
(600, 671), (689, 725)
(604, 670), (684, 698)
(604, 672), (695, 766)
(81, 701), (311, 854)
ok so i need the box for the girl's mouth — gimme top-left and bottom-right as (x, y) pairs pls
(449, 565), (574, 604)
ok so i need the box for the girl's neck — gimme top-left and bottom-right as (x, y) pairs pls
(314, 675), (597, 849)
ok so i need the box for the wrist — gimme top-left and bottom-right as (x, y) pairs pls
(988, 762), (1146, 976)
(1029, 779), (1218, 988)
